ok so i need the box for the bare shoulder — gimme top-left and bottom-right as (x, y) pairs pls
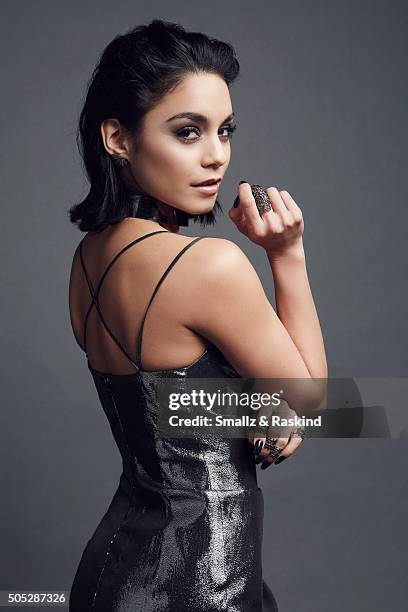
(184, 236), (252, 275)
(179, 235), (265, 319)
(187, 236), (261, 291)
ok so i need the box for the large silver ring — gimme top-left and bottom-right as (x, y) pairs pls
(264, 436), (283, 460)
(251, 184), (272, 215)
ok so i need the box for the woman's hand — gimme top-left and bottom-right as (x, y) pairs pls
(248, 401), (305, 469)
(251, 431), (305, 469)
(229, 183), (305, 258)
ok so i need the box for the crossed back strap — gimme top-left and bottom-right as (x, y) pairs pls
(78, 230), (205, 371)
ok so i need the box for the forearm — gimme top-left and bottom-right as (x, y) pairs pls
(266, 240), (328, 381)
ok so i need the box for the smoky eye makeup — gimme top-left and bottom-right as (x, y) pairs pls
(175, 122), (238, 142)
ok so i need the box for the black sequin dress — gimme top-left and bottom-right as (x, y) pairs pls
(69, 230), (279, 611)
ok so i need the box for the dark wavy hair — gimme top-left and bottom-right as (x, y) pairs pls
(68, 19), (240, 233)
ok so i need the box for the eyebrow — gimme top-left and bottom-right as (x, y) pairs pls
(165, 111), (235, 124)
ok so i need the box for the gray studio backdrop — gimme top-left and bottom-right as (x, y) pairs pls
(1, 1), (407, 611)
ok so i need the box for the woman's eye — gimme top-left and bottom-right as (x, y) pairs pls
(177, 127), (200, 141)
(176, 124), (237, 142)
(220, 124), (237, 138)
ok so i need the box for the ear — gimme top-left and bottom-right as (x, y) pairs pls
(100, 118), (130, 158)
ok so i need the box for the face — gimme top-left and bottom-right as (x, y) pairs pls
(125, 72), (235, 216)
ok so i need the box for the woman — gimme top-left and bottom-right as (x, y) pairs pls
(68, 19), (327, 612)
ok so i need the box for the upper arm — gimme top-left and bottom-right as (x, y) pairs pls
(187, 238), (321, 413)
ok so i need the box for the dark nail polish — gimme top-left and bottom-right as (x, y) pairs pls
(260, 460), (271, 470)
(254, 440), (264, 456)
(255, 456), (263, 464)
(239, 180), (248, 184)
(274, 456), (286, 465)
(233, 195), (240, 208)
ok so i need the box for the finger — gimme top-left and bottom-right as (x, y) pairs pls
(229, 208), (247, 235)
(248, 431), (261, 446)
(229, 188), (247, 225)
(251, 435), (267, 452)
(260, 435), (299, 469)
(238, 183), (265, 232)
(259, 206), (285, 234)
(279, 190), (303, 219)
(266, 187), (294, 225)
(253, 439), (269, 465)
(254, 436), (290, 464)
(275, 434), (303, 459)
(274, 435), (304, 465)
(228, 202), (245, 227)
(258, 197), (284, 231)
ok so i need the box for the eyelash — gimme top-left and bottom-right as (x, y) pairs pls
(176, 123), (237, 143)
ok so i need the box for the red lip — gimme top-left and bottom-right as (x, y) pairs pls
(192, 178), (222, 187)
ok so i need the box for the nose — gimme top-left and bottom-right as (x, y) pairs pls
(201, 134), (229, 168)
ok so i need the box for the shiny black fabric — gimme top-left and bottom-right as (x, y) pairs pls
(69, 231), (279, 611)
(69, 345), (279, 611)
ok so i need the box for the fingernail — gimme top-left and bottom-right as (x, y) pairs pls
(233, 195), (240, 208)
(239, 180), (248, 184)
(274, 456), (286, 465)
(260, 460), (271, 470)
(254, 440), (264, 457)
(255, 456), (263, 464)
(254, 440), (262, 454)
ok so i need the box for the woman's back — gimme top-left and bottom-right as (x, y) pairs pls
(69, 218), (216, 375)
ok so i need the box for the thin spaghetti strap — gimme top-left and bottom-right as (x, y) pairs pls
(135, 236), (206, 370)
(79, 229), (169, 370)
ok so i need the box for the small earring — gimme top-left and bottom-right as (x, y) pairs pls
(111, 154), (129, 167)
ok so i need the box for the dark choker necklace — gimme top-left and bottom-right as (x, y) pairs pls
(130, 192), (190, 227)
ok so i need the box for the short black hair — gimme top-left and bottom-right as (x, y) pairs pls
(68, 19), (240, 233)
